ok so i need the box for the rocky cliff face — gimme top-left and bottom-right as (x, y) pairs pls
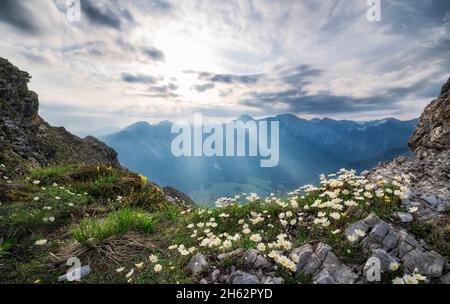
(0, 58), (119, 172)
(410, 77), (450, 157)
(368, 78), (450, 219)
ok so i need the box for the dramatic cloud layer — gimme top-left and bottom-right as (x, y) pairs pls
(0, 0), (449, 134)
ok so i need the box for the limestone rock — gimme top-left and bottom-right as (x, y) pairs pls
(402, 250), (445, 278)
(439, 273), (450, 284)
(0, 58), (119, 171)
(231, 272), (260, 284)
(409, 76), (450, 156)
(242, 249), (258, 266)
(187, 254), (208, 274)
(294, 243), (359, 284)
(396, 212), (413, 223)
(314, 252), (358, 284)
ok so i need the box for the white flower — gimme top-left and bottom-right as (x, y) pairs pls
(344, 200), (358, 207)
(179, 248), (190, 256)
(223, 240), (232, 249)
(389, 262), (399, 271)
(135, 262), (144, 269)
(403, 274), (418, 285)
(33, 197), (40, 201)
(116, 267), (125, 273)
(154, 264), (163, 272)
(408, 207), (418, 213)
(354, 229), (366, 237)
(242, 228), (251, 235)
(257, 243), (266, 252)
(321, 220), (330, 227)
(149, 255), (159, 263)
(347, 235), (357, 242)
(331, 229), (341, 235)
(415, 273), (427, 281)
(126, 269), (134, 279)
(363, 192), (373, 199)
(330, 212), (341, 220)
(35, 239), (48, 246)
(392, 277), (404, 284)
(249, 234), (262, 242)
(33, 180), (41, 185)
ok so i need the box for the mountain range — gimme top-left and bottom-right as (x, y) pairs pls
(100, 115), (418, 203)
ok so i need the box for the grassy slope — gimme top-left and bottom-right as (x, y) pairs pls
(0, 165), (447, 284)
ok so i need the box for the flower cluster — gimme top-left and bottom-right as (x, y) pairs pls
(392, 267), (427, 285)
(163, 169), (412, 282)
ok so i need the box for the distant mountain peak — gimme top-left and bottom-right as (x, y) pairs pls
(157, 120), (172, 126)
(235, 114), (255, 122)
(275, 113), (302, 122)
(125, 121), (152, 131)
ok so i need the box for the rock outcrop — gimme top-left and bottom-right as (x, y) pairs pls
(348, 214), (446, 279)
(367, 77), (450, 219)
(294, 243), (359, 284)
(362, 77), (450, 283)
(0, 58), (119, 171)
(410, 77), (450, 156)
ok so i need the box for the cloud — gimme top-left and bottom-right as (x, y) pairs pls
(80, 0), (133, 29)
(142, 46), (166, 62)
(194, 83), (215, 92)
(1, 0), (450, 132)
(278, 65), (323, 86)
(241, 75), (441, 115)
(0, 0), (41, 34)
(121, 73), (158, 84)
(198, 72), (262, 84)
(142, 0), (173, 12)
(241, 93), (397, 115)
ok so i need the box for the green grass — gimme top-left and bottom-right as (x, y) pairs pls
(93, 173), (120, 187)
(71, 208), (159, 246)
(1, 184), (91, 231)
(29, 165), (78, 182)
(0, 238), (14, 256)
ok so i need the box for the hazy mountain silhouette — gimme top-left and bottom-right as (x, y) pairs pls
(101, 115), (418, 203)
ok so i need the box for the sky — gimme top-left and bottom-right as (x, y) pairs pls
(0, 0), (449, 134)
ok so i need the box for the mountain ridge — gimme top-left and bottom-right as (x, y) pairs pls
(101, 114), (418, 202)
